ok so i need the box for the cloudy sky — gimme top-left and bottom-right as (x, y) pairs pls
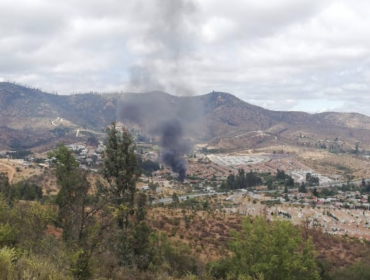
(1, 0), (370, 115)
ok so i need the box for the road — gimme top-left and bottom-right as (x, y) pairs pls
(0, 160), (16, 183)
(51, 117), (60, 126)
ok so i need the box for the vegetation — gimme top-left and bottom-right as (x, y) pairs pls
(139, 159), (160, 176)
(11, 182), (42, 201)
(221, 169), (262, 190)
(5, 150), (32, 159)
(209, 216), (320, 280)
(2, 125), (370, 279)
(332, 252), (370, 280)
(306, 173), (320, 186)
(86, 136), (99, 147)
(220, 169), (295, 191)
(299, 182), (308, 193)
(101, 122), (140, 229)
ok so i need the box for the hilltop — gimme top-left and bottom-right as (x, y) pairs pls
(2, 82), (370, 152)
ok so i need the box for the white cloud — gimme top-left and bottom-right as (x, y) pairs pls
(0, 0), (370, 115)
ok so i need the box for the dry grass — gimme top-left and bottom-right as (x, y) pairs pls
(254, 145), (370, 179)
(298, 150), (370, 179)
(147, 205), (242, 262)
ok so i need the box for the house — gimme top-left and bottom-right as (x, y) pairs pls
(141, 186), (150, 191)
(205, 186), (214, 192)
(85, 158), (94, 166)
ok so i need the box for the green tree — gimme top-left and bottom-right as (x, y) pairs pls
(313, 187), (319, 197)
(172, 193), (180, 204)
(100, 123), (157, 271)
(285, 175), (295, 187)
(210, 216), (319, 280)
(149, 181), (158, 192)
(11, 182), (42, 201)
(50, 144), (91, 244)
(276, 169), (286, 180)
(227, 174), (235, 190)
(306, 173), (312, 182)
(362, 178), (366, 188)
(101, 122), (140, 229)
(299, 182), (307, 193)
(284, 193), (289, 202)
(267, 178), (274, 190)
(0, 173), (12, 205)
(49, 144), (99, 279)
(236, 169), (246, 189)
(136, 192), (147, 222)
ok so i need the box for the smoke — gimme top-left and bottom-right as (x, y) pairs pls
(120, 0), (201, 181)
(160, 119), (190, 182)
(118, 94), (201, 181)
(127, 0), (198, 94)
(128, 65), (164, 93)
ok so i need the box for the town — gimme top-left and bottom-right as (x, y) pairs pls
(3, 133), (370, 243)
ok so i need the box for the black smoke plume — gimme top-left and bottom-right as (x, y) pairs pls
(118, 97), (194, 182)
(119, 0), (199, 181)
(160, 119), (190, 182)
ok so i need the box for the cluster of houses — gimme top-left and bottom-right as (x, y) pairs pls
(278, 190), (370, 209)
(141, 151), (158, 162)
(234, 190), (370, 239)
(66, 142), (105, 169)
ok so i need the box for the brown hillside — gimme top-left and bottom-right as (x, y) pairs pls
(2, 82), (370, 151)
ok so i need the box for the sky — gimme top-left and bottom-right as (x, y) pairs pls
(0, 0), (370, 115)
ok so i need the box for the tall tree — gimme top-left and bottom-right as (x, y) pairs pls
(101, 122), (140, 229)
(227, 174), (235, 190)
(313, 187), (319, 198)
(361, 178), (366, 188)
(299, 182), (307, 193)
(50, 144), (87, 242)
(49, 144), (98, 279)
(0, 173), (11, 205)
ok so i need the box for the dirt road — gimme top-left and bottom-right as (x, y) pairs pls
(0, 160), (16, 183)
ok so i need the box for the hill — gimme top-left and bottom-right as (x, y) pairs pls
(2, 82), (370, 152)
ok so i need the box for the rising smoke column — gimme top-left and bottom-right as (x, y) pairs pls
(127, 0), (197, 94)
(119, 0), (199, 181)
(118, 97), (194, 182)
(160, 119), (190, 182)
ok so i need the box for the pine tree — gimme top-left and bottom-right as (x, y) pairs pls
(101, 122), (140, 229)
(299, 182), (307, 193)
(313, 187), (319, 197)
(50, 144), (91, 243)
(49, 144), (97, 279)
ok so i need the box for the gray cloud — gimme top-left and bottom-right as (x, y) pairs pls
(1, 0), (370, 115)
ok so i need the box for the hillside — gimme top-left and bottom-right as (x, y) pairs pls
(2, 82), (370, 151)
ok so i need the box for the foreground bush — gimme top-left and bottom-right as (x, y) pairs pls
(0, 247), (72, 280)
(209, 216), (320, 280)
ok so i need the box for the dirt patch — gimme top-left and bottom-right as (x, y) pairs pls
(0, 159), (17, 183)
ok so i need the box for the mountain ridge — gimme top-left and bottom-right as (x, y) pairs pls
(1, 82), (370, 151)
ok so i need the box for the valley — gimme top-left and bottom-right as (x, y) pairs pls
(3, 82), (370, 279)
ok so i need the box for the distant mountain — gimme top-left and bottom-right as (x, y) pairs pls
(2, 82), (370, 151)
